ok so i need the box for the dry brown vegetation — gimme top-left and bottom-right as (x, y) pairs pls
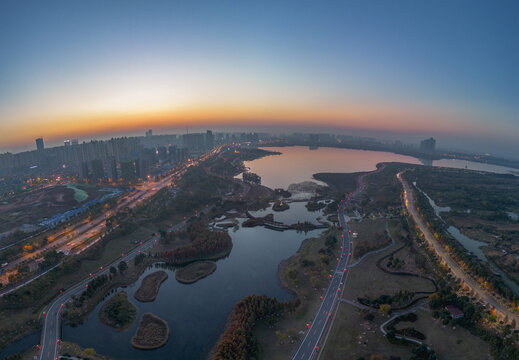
(134, 271), (168, 302)
(175, 261), (216, 284)
(131, 313), (169, 349)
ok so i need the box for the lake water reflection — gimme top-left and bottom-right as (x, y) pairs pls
(243, 146), (518, 190)
(63, 217), (323, 359)
(9, 146), (518, 358)
(243, 146), (422, 189)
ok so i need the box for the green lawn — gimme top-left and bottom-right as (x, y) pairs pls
(65, 183), (89, 203)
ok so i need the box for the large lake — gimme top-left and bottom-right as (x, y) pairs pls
(243, 146), (518, 189)
(2, 146), (517, 359)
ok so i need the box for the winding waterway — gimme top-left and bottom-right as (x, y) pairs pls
(3, 145), (518, 359)
(61, 218), (322, 359)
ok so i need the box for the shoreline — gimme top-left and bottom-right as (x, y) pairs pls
(158, 246), (232, 266)
(98, 291), (137, 332)
(130, 313), (169, 350)
(134, 271), (168, 302)
(175, 261), (217, 284)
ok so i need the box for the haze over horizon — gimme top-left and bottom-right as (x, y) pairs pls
(1, 0), (518, 157)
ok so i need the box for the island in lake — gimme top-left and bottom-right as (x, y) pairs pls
(272, 200), (289, 211)
(98, 291), (137, 332)
(134, 271), (168, 302)
(131, 313), (169, 349)
(160, 221), (233, 264)
(175, 261), (217, 284)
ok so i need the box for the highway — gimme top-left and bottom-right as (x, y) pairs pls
(38, 216), (190, 360)
(36, 152), (224, 360)
(398, 171), (518, 325)
(0, 182), (163, 294)
(0, 147), (221, 296)
(291, 202), (350, 360)
(37, 150), (222, 360)
(291, 165), (385, 360)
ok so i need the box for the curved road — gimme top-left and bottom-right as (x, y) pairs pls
(38, 218), (189, 360)
(398, 171), (518, 324)
(292, 164), (385, 360)
(37, 150), (221, 360)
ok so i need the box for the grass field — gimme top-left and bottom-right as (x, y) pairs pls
(65, 183), (89, 203)
(320, 217), (489, 360)
(349, 218), (391, 261)
(254, 229), (341, 360)
(321, 303), (411, 360)
(395, 309), (490, 359)
(344, 237), (436, 308)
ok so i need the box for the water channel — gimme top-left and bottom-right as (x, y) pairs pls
(419, 188), (519, 296)
(2, 146), (518, 359)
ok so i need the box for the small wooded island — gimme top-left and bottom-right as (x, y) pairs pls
(160, 221), (232, 264)
(98, 291), (137, 331)
(305, 200), (326, 212)
(134, 271), (168, 302)
(131, 313), (169, 349)
(272, 200), (289, 211)
(175, 261), (217, 284)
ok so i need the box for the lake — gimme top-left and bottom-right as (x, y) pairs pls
(242, 146), (517, 190)
(62, 216), (323, 359)
(4, 145), (517, 358)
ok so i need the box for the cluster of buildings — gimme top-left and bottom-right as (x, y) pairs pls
(0, 130), (262, 194)
(0, 130), (439, 195)
(280, 133), (437, 158)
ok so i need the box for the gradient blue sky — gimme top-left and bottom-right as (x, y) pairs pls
(1, 0), (518, 157)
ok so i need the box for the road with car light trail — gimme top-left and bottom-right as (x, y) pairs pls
(37, 149), (224, 360)
(291, 164), (385, 360)
(38, 214), (193, 360)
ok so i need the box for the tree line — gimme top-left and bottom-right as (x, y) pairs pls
(161, 221), (232, 264)
(213, 295), (299, 360)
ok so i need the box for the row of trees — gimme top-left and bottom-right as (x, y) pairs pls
(161, 222), (232, 264)
(428, 287), (519, 360)
(414, 189), (518, 303)
(101, 292), (136, 328)
(358, 290), (415, 310)
(213, 295), (299, 360)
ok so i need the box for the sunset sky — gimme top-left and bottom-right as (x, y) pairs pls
(1, 0), (518, 157)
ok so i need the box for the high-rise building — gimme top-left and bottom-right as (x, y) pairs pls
(145, 129), (153, 137)
(420, 138), (436, 154)
(64, 140), (71, 147)
(80, 161), (89, 179)
(71, 139), (79, 145)
(136, 158), (151, 179)
(35, 137), (44, 151)
(205, 130), (214, 150)
(91, 159), (105, 180)
(182, 133), (206, 153)
(157, 146), (168, 161)
(308, 134), (319, 150)
(106, 156), (118, 181)
(121, 161), (136, 182)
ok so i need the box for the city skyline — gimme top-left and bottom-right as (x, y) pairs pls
(1, 0), (518, 157)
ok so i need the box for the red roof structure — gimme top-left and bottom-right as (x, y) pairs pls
(445, 304), (464, 319)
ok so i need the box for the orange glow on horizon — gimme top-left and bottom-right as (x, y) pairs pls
(1, 102), (494, 149)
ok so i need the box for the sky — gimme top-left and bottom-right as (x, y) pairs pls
(1, 0), (518, 157)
